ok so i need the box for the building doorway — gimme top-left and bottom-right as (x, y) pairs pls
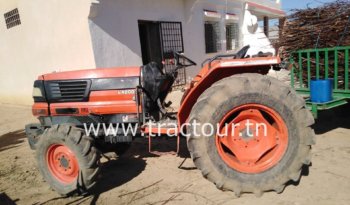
(138, 21), (163, 65)
(138, 20), (186, 87)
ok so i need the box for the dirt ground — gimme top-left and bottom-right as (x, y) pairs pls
(0, 102), (350, 205)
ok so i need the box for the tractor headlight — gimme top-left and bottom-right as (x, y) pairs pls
(33, 80), (46, 102)
(32, 87), (43, 97)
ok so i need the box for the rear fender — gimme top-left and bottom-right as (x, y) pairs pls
(177, 57), (280, 126)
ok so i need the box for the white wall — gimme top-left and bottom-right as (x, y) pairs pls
(0, 0), (96, 105)
(182, 0), (244, 78)
(88, 0), (247, 80)
(248, 0), (282, 10)
(89, 0), (187, 68)
(0, 0), (282, 105)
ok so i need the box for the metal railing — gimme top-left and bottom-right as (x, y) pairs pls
(289, 46), (350, 118)
(290, 46), (350, 94)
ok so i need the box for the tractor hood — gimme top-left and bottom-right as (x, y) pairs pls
(39, 67), (141, 81)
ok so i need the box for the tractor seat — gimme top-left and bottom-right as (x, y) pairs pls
(141, 62), (175, 109)
(252, 52), (273, 58)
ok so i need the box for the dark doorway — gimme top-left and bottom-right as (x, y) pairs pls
(138, 20), (186, 87)
(138, 21), (163, 65)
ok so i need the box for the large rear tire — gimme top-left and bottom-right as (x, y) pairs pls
(36, 124), (100, 196)
(187, 73), (315, 196)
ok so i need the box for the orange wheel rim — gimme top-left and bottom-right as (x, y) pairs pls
(46, 144), (79, 184)
(215, 104), (288, 174)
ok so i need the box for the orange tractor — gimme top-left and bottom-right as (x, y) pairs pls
(26, 46), (315, 196)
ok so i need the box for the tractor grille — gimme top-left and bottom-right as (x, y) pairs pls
(45, 80), (90, 102)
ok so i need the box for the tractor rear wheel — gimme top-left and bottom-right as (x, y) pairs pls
(187, 73), (315, 196)
(36, 124), (100, 196)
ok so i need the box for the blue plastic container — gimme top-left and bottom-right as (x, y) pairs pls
(310, 79), (333, 103)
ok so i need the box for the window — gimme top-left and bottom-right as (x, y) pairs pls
(4, 8), (21, 29)
(205, 21), (221, 53)
(226, 23), (239, 51)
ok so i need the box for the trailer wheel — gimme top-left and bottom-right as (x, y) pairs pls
(187, 73), (315, 196)
(36, 125), (100, 196)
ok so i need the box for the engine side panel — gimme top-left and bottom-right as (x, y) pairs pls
(33, 67), (142, 118)
(49, 89), (139, 116)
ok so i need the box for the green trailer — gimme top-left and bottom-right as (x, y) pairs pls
(290, 46), (350, 118)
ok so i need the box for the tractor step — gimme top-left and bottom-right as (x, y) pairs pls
(142, 120), (180, 156)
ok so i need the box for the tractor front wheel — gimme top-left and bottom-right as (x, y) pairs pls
(187, 73), (315, 196)
(36, 125), (100, 196)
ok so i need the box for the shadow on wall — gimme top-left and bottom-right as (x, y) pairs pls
(313, 103), (350, 135)
(0, 130), (26, 152)
(88, 0), (144, 68)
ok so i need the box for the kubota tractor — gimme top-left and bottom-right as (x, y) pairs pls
(25, 46), (315, 196)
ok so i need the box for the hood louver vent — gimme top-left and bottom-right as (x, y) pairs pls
(45, 80), (90, 102)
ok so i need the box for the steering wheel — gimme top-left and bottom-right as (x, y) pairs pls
(234, 45), (250, 59)
(173, 51), (197, 68)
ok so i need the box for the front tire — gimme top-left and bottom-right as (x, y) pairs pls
(187, 73), (315, 196)
(36, 125), (100, 196)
